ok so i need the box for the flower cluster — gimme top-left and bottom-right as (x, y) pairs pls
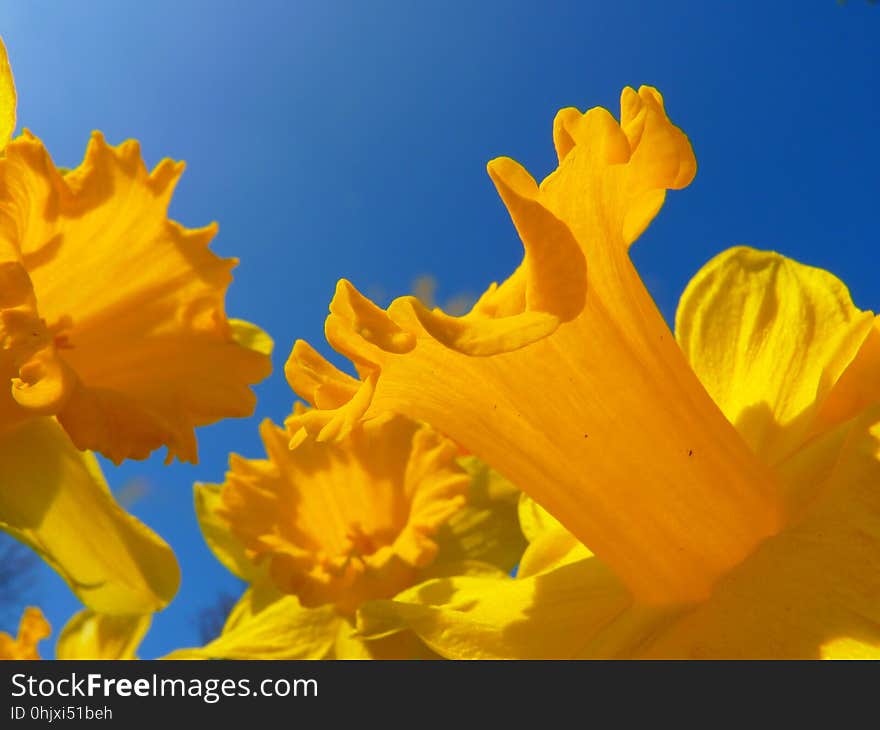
(2, 35), (877, 660)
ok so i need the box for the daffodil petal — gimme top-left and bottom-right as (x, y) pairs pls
(820, 638), (880, 660)
(333, 619), (373, 659)
(56, 610), (150, 660)
(215, 583), (435, 658)
(221, 582), (286, 633)
(676, 246), (874, 465)
(357, 558), (671, 659)
(0, 417), (180, 614)
(515, 494), (587, 579)
(517, 492), (564, 544)
(517, 526), (589, 580)
(0, 37), (15, 150)
(194, 482), (259, 583)
(229, 318), (274, 358)
(165, 594), (339, 660)
(427, 456), (526, 576)
(815, 318), (880, 433)
(0, 132), (272, 464)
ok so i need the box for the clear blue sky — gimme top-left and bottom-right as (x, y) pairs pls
(0, 1), (877, 658)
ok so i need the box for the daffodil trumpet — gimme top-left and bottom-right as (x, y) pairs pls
(285, 86), (880, 658)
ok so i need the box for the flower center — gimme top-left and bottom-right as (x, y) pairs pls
(218, 415), (469, 615)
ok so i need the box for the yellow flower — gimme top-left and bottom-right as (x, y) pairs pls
(169, 411), (524, 659)
(0, 606), (149, 660)
(0, 132), (273, 464)
(0, 606), (50, 659)
(285, 86), (880, 657)
(285, 86), (780, 604)
(0, 36), (271, 615)
(358, 249), (880, 658)
(222, 416), (471, 613)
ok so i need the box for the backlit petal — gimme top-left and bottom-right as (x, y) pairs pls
(428, 456), (526, 576)
(675, 247), (874, 465)
(814, 318), (880, 433)
(165, 593), (339, 660)
(0, 417), (180, 614)
(357, 558), (670, 659)
(821, 638), (880, 660)
(0, 37), (14, 150)
(56, 610), (150, 660)
(194, 482), (261, 583)
(221, 581), (287, 633)
(517, 530), (588, 580)
(516, 495), (589, 579)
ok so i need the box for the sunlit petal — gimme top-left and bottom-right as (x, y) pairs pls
(56, 609), (150, 660)
(357, 558), (671, 659)
(428, 456), (526, 576)
(0, 417), (180, 614)
(194, 482), (261, 583)
(165, 592), (340, 660)
(0, 36), (14, 151)
(676, 246), (874, 465)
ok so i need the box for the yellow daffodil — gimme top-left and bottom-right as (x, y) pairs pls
(284, 86), (778, 603)
(0, 36), (271, 616)
(356, 248), (880, 658)
(0, 606), (50, 659)
(0, 606), (149, 659)
(284, 86), (880, 658)
(0, 131), (273, 463)
(169, 411), (524, 659)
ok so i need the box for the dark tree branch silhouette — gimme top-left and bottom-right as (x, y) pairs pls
(196, 591), (241, 644)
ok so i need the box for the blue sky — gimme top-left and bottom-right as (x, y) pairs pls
(0, 1), (877, 658)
